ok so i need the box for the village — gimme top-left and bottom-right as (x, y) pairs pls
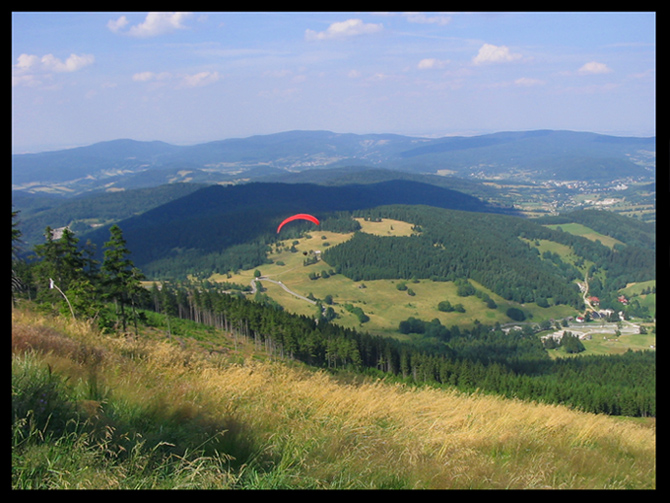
(541, 317), (642, 344)
(540, 292), (647, 345)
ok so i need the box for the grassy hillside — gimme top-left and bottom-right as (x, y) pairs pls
(537, 209), (655, 250)
(12, 305), (656, 489)
(206, 211), (654, 363)
(210, 221), (577, 337)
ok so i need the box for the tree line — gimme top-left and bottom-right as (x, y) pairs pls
(149, 280), (655, 417)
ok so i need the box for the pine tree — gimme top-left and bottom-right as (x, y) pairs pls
(32, 227), (95, 316)
(102, 225), (145, 333)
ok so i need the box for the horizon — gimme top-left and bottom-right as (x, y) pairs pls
(13, 12), (655, 154)
(11, 126), (657, 156)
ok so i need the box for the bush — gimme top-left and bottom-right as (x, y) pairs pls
(398, 317), (425, 334)
(506, 307), (526, 322)
(560, 333), (586, 354)
(456, 280), (476, 297)
(437, 300), (454, 312)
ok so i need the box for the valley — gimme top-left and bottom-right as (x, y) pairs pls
(11, 132), (657, 490)
(481, 178), (655, 221)
(12, 130), (656, 421)
(12, 129), (655, 195)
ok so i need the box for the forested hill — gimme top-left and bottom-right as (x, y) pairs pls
(83, 179), (510, 276)
(323, 205), (655, 307)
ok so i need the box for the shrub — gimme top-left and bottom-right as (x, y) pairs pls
(506, 307), (526, 322)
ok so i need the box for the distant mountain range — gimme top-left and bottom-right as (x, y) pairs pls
(12, 129), (655, 196)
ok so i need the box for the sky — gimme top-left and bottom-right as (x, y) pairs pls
(12, 11), (656, 153)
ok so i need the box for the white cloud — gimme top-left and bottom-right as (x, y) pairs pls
(132, 70), (220, 88)
(107, 15), (129, 33)
(417, 58), (450, 70)
(109, 12), (192, 37)
(305, 19), (383, 41)
(577, 61), (612, 75)
(15, 53), (39, 70)
(40, 53), (95, 73)
(178, 71), (221, 88)
(472, 43), (522, 65)
(12, 52), (94, 86)
(132, 71), (172, 82)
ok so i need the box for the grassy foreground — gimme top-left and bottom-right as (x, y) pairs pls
(12, 305), (655, 489)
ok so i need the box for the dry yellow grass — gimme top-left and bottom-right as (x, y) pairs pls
(198, 361), (655, 488)
(12, 306), (655, 489)
(354, 217), (417, 237)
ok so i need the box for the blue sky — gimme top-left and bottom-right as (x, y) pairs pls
(12, 11), (656, 153)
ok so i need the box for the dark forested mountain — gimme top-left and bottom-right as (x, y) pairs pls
(13, 183), (209, 251)
(80, 180), (506, 275)
(12, 129), (655, 195)
(13, 167), (515, 253)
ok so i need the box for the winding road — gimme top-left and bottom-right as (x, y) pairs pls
(251, 277), (317, 305)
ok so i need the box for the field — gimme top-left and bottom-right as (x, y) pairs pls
(542, 321), (656, 359)
(544, 222), (624, 249)
(209, 218), (576, 337)
(11, 306), (656, 489)
(621, 280), (656, 318)
(580, 329), (656, 355)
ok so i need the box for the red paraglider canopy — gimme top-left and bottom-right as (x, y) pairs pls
(277, 213), (320, 233)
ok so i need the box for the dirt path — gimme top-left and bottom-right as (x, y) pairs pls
(581, 271), (595, 312)
(251, 277), (317, 305)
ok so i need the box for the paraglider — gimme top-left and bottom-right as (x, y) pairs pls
(277, 213), (320, 233)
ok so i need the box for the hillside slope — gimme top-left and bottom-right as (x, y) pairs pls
(14, 183), (208, 250)
(12, 306), (656, 489)
(536, 209), (655, 250)
(323, 205), (655, 299)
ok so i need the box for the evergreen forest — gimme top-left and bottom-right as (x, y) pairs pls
(323, 205), (655, 307)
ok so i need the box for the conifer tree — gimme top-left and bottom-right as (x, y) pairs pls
(32, 227), (95, 316)
(102, 224), (145, 333)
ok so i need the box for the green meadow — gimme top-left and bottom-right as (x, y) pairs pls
(210, 219), (576, 337)
(544, 222), (624, 249)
